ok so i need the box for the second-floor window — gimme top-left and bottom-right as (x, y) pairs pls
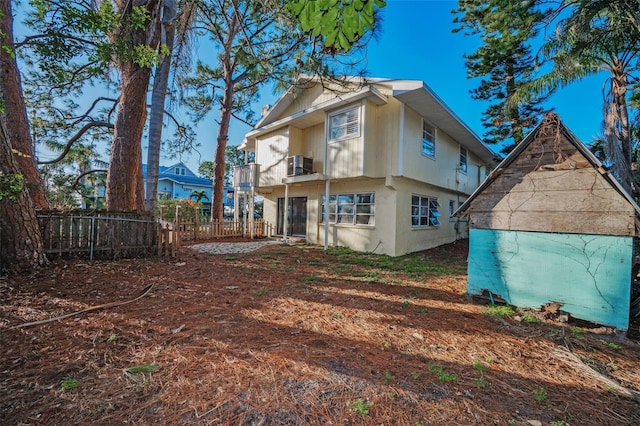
(175, 167), (186, 176)
(411, 195), (440, 227)
(459, 146), (468, 174)
(329, 106), (360, 141)
(322, 192), (375, 225)
(422, 121), (435, 158)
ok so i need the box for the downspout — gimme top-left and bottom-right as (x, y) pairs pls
(398, 103), (405, 177)
(249, 187), (255, 239)
(283, 183), (289, 243)
(324, 179), (330, 252)
(323, 111), (330, 252)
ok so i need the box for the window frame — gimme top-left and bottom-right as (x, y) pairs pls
(322, 192), (375, 226)
(411, 194), (441, 228)
(328, 105), (361, 142)
(421, 120), (436, 158)
(459, 146), (468, 174)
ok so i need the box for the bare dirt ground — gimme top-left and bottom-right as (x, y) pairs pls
(1, 239), (640, 425)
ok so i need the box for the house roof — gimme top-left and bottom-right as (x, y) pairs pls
(143, 162), (213, 187)
(158, 174), (212, 187)
(241, 76), (497, 165)
(455, 112), (640, 216)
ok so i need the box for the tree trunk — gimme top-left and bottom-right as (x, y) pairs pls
(0, 119), (48, 274)
(211, 12), (239, 223)
(106, 0), (163, 211)
(0, 0), (48, 209)
(212, 79), (236, 222)
(106, 61), (151, 211)
(146, 0), (177, 212)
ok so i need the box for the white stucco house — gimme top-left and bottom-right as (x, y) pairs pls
(234, 77), (498, 256)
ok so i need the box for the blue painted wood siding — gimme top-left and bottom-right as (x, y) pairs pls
(468, 228), (632, 330)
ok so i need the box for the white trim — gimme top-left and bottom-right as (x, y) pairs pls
(398, 103), (405, 176)
(421, 120), (436, 159)
(327, 105), (361, 143)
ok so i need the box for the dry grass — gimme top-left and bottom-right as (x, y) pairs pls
(1, 240), (639, 425)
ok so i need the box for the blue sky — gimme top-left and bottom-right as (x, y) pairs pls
(183, 0), (607, 173)
(20, 1), (607, 173)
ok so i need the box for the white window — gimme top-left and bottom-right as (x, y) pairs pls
(459, 146), (468, 174)
(411, 195), (440, 227)
(449, 200), (455, 218)
(322, 192), (375, 225)
(175, 167), (186, 176)
(329, 106), (360, 141)
(422, 121), (435, 158)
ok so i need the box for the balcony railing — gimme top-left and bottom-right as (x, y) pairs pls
(234, 163), (259, 190)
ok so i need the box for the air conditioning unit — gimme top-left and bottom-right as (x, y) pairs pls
(287, 155), (313, 176)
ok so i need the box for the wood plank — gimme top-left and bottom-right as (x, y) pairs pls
(488, 169), (610, 193)
(470, 210), (636, 236)
(469, 187), (633, 214)
(467, 228), (631, 330)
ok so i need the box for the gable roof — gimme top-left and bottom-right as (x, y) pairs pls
(456, 112), (640, 216)
(144, 162), (213, 187)
(242, 76), (497, 164)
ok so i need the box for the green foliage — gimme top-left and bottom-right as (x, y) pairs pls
(286, 0), (386, 51)
(452, 0), (549, 153)
(382, 370), (396, 383)
(428, 364), (458, 382)
(256, 288), (267, 296)
(533, 386), (547, 402)
(601, 341), (622, 350)
(472, 360), (487, 372)
(0, 173), (25, 201)
(475, 376), (488, 388)
(484, 304), (515, 319)
(326, 247), (464, 276)
(123, 363), (159, 383)
(522, 314), (540, 323)
(349, 398), (372, 415)
(190, 190), (209, 203)
(60, 377), (78, 391)
(157, 199), (204, 222)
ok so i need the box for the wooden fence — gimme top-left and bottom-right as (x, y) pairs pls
(37, 210), (178, 260)
(178, 217), (274, 241)
(32, 210), (271, 261)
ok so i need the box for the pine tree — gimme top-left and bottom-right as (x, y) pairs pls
(453, 0), (549, 155)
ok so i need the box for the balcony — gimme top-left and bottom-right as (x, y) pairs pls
(233, 163), (259, 191)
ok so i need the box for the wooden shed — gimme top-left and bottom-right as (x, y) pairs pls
(456, 113), (640, 330)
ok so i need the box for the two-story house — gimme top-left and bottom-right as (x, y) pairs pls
(236, 77), (498, 256)
(145, 162), (234, 216)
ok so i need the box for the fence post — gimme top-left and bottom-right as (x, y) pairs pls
(89, 216), (96, 260)
(194, 206), (199, 240)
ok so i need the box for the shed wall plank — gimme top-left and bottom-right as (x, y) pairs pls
(469, 211), (635, 236)
(467, 228), (631, 330)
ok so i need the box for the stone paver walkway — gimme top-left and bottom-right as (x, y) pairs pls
(188, 240), (283, 254)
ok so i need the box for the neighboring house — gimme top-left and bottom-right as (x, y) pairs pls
(144, 162), (234, 214)
(84, 162), (234, 213)
(236, 77), (498, 256)
(456, 112), (639, 330)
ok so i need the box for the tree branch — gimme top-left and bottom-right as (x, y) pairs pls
(72, 169), (108, 190)
(38, 121), (114, 165)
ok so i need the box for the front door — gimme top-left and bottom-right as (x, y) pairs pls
(277, 197), (307, 237)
